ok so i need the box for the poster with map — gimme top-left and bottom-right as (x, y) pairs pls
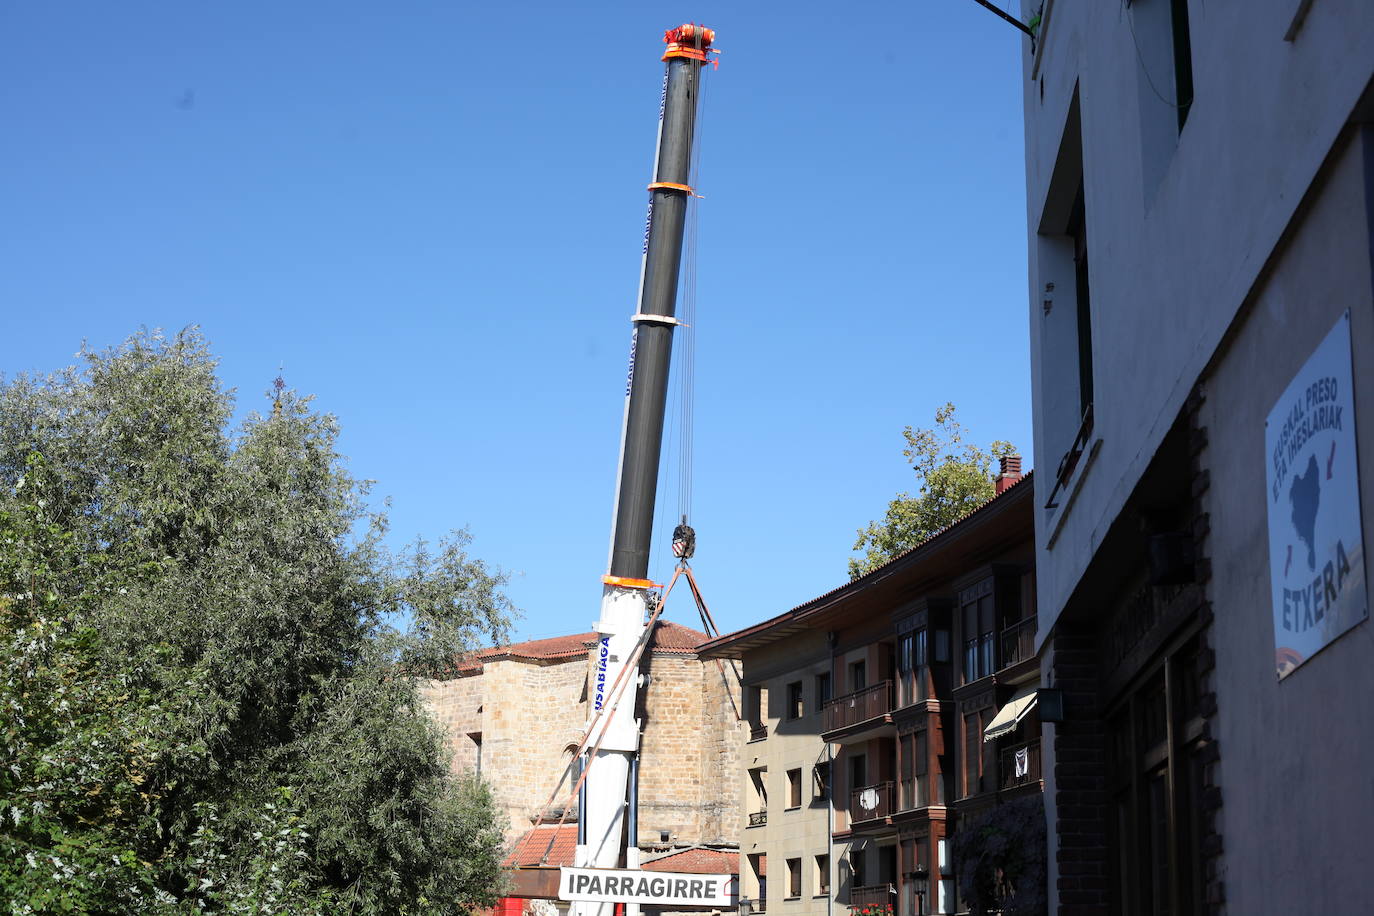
(1265, 311), (1367, 679)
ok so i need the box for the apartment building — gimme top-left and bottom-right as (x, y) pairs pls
(702, 464), (1040, 915)
(1019, 1), (1374, 913)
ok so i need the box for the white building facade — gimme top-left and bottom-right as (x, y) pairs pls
(1021, 1), (1374, 913)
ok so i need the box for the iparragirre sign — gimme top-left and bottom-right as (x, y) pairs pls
(558, 867), (736, 907)
(1264, 310), (1369, 679)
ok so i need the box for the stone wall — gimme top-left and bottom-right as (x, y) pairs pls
(423, 638), (744, 851)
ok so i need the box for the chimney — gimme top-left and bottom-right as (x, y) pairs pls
(995, 455), (1024, 494)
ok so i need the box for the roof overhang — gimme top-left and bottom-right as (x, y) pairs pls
(698, 473), (1034, 659)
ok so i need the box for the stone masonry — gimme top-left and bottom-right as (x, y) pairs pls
(421, 620), (747, 852)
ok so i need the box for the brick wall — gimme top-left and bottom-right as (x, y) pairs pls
(1048, 626), (1108, 916)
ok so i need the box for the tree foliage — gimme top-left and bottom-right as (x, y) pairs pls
(950, 794), (1047, 915)
(849, 403), (1015, 579)
(0, 329), (511, 914)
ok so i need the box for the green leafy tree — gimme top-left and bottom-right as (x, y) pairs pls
(849, 403), (1015, 579)
(0, 328), (511, 914)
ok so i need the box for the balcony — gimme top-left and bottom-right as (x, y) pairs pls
(749, 724), (768, 742)
(849, 884), (896, 908)
(999, 739), (1042, 791)
(850, 781), (894, 825)
(748, 810), (768, 828)
(999, 617), (1037, 671)
(822, 681), (895, 742)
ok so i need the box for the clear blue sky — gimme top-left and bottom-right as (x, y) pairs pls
(1, 1), (1033, 641)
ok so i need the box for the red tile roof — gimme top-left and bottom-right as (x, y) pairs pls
(506, 825), (579, 868)
(506, 828), (739, 877)
(461, 621), (711, 673)
(642, 847), (739, 875)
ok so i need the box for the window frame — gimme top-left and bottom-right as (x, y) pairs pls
(786, 857), (802, 900)
(786, 680), (804, 720)
(816, 671), (832, 708)
(1106, 632), (1209, 915)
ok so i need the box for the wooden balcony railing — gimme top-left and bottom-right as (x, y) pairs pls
(999, 617), (1037, 670)
(1000, 739), (1042, 790)
(823, 681), (894, 733)
(849, 781), (894, 823)
(849, 884), (896, 907)
(748, 810), (767, 827)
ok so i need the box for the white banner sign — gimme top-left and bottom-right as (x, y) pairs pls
(1265, 311), (1368, 679)
(559, 867), (736, 907)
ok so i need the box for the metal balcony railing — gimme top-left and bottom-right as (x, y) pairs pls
(748, 810), (767, 827)
(849, 781), (894, 823)
(749, 723), (768, 741)
(823, 681), (894, 733)
(1045, 402), (1094, 510)
(1000, 739), (1042, 790)
(999, 617), (1037, 669)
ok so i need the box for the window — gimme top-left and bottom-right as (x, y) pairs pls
(786, 858), (801, 899)
(899, 730), (929, 810)
(815, 854), (830, 896)
(849, 659), (867, 692)
(813, 761), (830, 801)
(937, 839), (954, 915)
(1036, 88), (1093, 514)
(749, 766), (768, 823)
(1132, 0), (1195, 194)
(1107, 636), (1207, 915)
(787, 681), (804, 719)
(962, 712), (984, 797)
(816, 672), (832, 708)
(468, 732), (482, 775)
(787, 768), (802, 808)
(1069, 188), (1093, 419)
(748, 854), (767, 913)
(897, 628), (928, 705)
(850, 849), (867, 889)
(848, 752), (868, 797)
(747, 685), (768, 739)
(961, 583), (996, 683)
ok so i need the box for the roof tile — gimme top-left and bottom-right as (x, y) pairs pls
(462, 621), (711, 673)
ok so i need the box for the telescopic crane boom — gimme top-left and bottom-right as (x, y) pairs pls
(573, 23), (716, 916)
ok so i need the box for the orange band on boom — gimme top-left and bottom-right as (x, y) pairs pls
(648, 181), (693, 193)
(602, 575), (662, 590)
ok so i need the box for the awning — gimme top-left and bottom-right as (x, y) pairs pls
(983, 687), (1039, 742)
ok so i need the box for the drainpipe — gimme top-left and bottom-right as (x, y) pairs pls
(826, 741), (835, 916)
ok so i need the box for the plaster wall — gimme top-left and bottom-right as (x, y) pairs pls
(1196, 127), (1374, 912)
(737, 632), (834, 916)
(1020, 0), (1374, 637)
